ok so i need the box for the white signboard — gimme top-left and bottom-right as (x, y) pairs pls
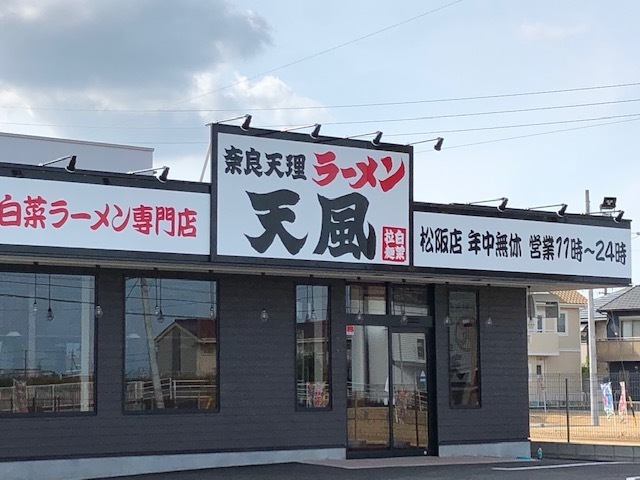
(216, 132), (410, 265)
(0, 176), (210, 255)
(413, 211), (631, 279)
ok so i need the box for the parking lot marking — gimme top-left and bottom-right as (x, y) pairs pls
(494, 461), (630, 471)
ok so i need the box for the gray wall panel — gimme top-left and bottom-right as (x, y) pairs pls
(0, 271), (346, 461)
(435, 284), (529, 446)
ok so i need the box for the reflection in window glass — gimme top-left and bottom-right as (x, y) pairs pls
(448, 290), (480, 408)
(0, 273), (95, 414)
(346, 284), (386, 315)
(391, 285), (429, 316)
(125, 277), (217, 411)
(296, 285), (330, 409)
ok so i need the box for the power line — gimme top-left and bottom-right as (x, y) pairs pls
(2, 81), (639, 114)
(281, 100), (640, 128)
(37, 112), (640, 146)
(3, 100), (640, 132)
(414, 116), (640, 153)
(401, 113), (640, 137)
(156, 0), (466, 111)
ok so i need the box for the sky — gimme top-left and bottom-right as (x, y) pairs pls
(0, 0), (639, 284)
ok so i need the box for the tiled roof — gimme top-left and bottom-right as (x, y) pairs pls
(155, 318), (216, 341)
(551, 290), (587, 305)
(579, 287), (632, 321)
(598, 285), (640, 312)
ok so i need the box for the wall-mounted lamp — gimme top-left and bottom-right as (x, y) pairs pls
(281, 123), (322, 139)
(408, 136), (445, 151)
(527, 203), (568, 218)
(469, 197), (508, 212)
(346, 131), (383, 146)
(127, 166), (170, 183)
(38, 155), (77, 173)
(94, 305), (104, 319)
(589, 208), (625, 222)
(207, 114), (252, 132)
(260, 308), (269, 323)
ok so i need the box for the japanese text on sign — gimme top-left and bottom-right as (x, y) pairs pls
(412, 211), (631, 279)
(0, 194), (197, 237)
(223, 145), (406, 193)
(216, 132), (410, 265)
(0, 176), (210, 255)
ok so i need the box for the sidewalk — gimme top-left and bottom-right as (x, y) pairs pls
(304, 455), (526, 469)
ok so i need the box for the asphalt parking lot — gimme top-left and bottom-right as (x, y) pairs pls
(98, 458), (640, 480)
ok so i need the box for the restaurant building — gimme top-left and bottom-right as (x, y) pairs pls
(0, 125), (631, 479)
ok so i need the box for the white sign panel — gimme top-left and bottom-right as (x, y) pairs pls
(413, 211), (631, 279)
(0, 177), (210, 255)
(216, 132), (409, 265)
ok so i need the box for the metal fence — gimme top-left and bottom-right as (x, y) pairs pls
(530, 373), (640, 444)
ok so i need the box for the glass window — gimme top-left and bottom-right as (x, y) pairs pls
(346, 284), (386, 316)
(416, 338), (426, 360)
(296, 285), (330, 409)
(557, 312), (567, 334)
(125, 277), (217, 412)
(621, 317), (640, 338)
(0, 272), (95, 414)
(391, 285), (430, 317)
(448, 290), (480, 408)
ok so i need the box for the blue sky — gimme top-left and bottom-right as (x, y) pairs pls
(0, 0), (638, 283)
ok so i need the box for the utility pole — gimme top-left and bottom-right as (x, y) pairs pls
(585, 189), (599, 425)
(140, 278), (165, 409)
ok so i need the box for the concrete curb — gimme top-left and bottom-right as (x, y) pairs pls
(532, 441), (640, 462)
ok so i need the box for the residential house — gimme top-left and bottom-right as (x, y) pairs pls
(579, 287), (631, 375)
(594, 286), (640, 378)
(528, 290), (586, 405)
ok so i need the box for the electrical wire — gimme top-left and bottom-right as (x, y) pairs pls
(157, 0), (466, 111)
(414, 116), (640, 153)
(4, 104), (640, 137)
(2, 81), (639, 114)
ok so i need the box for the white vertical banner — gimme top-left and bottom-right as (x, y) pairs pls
(216, 132), (410, 265)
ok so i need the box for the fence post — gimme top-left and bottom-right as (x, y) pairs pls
(565, 377), (570, 443)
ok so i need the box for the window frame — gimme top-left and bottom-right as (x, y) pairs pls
(122, 273), (219, 415)
(447, 288), (481, 409)
(621, 316), (640, 339)
(294, 282), (332, 412)
(557, 311), (568, 335)
(0, 268), (98, 418)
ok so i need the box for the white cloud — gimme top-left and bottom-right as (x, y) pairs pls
(519, 22), (589, 41)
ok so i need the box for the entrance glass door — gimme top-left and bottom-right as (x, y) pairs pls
(390, 330), (428, 450)
(347, 326), (429, 453)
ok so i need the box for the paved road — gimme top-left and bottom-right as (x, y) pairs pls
(97, 459), (640, 480)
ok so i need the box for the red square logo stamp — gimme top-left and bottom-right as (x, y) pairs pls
(382, 226), (407, 262)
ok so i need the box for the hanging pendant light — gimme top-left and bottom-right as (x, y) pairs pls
(155, 278), (164, 323)
(46, 274), (54, 322)
(486, 284), (493, 326)
(209, 276), (216, 319)
(32, 273), (38, 313)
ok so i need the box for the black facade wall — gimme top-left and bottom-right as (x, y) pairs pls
(434, 284), (529, 445)
(0, 271), (347, 461)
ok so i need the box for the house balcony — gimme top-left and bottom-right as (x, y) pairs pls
(596, 338), (640, 362)
(528, 331), (559, 356)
